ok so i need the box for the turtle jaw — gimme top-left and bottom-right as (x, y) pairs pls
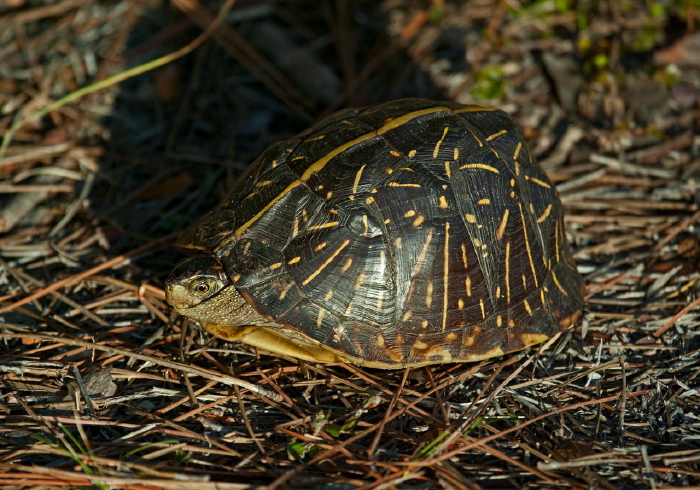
(165, 254), (230, 309)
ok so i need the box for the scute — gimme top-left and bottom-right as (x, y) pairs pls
(172, 98), (584, 368)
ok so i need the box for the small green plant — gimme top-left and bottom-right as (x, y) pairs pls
(33, 426), (108, 490)
(471, 65), (506, 101)
(286, 440), (319, 461)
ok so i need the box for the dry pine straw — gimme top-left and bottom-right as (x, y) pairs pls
(1, 125), (699, 489)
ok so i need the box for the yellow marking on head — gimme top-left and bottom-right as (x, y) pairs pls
(479, 298), (486, 319)
(453, 147), (460, 160)
(458, 298), (465, 309)
(513, 141), (522, 161)
(408, 149), (417, 157)
(497, 315), (503, 327)
(551, 270), (569, 296)
(402, 310), (413, 322)
(307, 222), (340, 231)
(255, 180), (271, 187)
(413, 215), (425, 227)
(366, 196), (375, 205)
(389, 182), (421, 188)
(325, 290), (333, 301)
(316, 308), (325, 327)
(521, 333), (549, 346)
(505, 241), (511, 304)
(433, 127), (449, 158)
(302, 239), (351, 285)
(269, 262), (283, 270)
(439, 195), (448, 209)
(376, 334), (385, 347)
(414, 340), (429, 350)
(404, 209), (416, 217)
(466, 276), (472, 296)
(354, 272), (367, 291)
(314, 242), (327, 252)
(459, 163), (499, 173)
(279, 282), (294, 300)
(340, 257), (352, 273)
(465, 213), (477, 224)
(496, 209), (509, 241)
(426, 281), (434, 308)
(477, 198), (491, 205)
(526, 175), (551, 188)
(485, 129), (507, 141)
(518, 202), (539, 288)
(288, 256), (301, 265)
(537, 204), (552, 223)
(390, 150), (401, 157)
(352, 164), (367, 196)
(442, 222), (450, 331)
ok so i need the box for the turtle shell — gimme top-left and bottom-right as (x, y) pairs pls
(174, 98), (583, 367)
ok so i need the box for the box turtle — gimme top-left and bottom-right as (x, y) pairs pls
(166, 98), (583, 368)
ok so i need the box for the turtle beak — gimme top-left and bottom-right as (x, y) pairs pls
(165, 283), (199, 309)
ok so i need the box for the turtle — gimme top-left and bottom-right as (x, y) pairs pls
(165, 98), (583, 369)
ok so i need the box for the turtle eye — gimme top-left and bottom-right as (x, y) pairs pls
(189, 278), (215, 298)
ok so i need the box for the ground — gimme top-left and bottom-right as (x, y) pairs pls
(0, 1), (699, 489)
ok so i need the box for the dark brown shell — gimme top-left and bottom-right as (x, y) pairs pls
(181, 98), (583, 366)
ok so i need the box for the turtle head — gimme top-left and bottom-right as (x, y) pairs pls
(166, 254), (273, 329)
(166, 254), (230, 310)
